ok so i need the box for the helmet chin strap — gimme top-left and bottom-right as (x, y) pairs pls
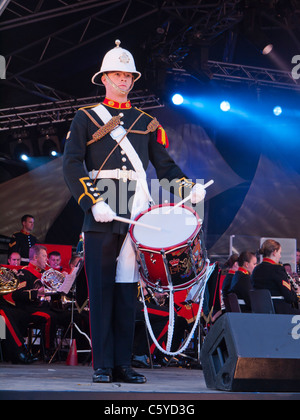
(103, 73), (134, 95)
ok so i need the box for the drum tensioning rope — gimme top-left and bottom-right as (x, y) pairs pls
(140, 262), (215, 357)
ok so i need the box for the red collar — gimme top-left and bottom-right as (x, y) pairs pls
(238, 267), (249, 275)
(263, 258), (278, 265)
(103, 97), (131, 109)
(23, 262), (43, 279)
(228, 269), (236, 275)
(21, 229), (30, 235)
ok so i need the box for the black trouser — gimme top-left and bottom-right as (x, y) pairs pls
(84, 231), (138, 370)
(24, 305), (58, 350)
(0, 303), (28, 361)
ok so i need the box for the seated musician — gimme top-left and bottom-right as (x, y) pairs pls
(251, 239), (300, 314)
(7, 252), (22, 267)
(222, 253), (239, 298)
(0, 272), (38, 364)
(229, 251), (257, 312)
(283, 263), (300, 291)
(48, 251), (64, 272)
(11, 244), (69, 355)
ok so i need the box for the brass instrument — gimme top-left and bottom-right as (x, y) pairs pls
(0, 267), (19, 295)
(287, 273), (300, 301)
(40, 268), (65, 292)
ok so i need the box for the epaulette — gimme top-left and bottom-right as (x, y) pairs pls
(134, 107), (154, 119)
(78, 104), (100, 111)
(134, 107), (169, 148)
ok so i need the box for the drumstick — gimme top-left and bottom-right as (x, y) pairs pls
(165, 179), (214, 214)
(113, 215), (162, 231)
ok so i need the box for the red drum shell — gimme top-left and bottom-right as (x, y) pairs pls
(130, 203), (207, 291)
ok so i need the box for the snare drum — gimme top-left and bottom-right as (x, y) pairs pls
(130, 203), (208, 291)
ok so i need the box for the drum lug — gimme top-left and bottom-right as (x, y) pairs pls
(160, 249), (173, 289)
(137, 247), (150, 280)
(154, 281), (164, 294)
(187, 240), (198, 278)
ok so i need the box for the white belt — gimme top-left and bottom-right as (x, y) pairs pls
(89, 169), (138, 182)
(238, 299), (246, 305)
(271, 296), (284, 300)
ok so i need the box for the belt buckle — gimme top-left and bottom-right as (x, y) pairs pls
(116, 169), (134, 182)
(117, 169), (128, 182)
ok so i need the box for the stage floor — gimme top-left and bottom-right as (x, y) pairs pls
(1, 363), (300, 401)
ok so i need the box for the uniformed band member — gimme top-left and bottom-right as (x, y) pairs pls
(296, 248), (300, 275)
(63, 40), (206, 384)
(48, 251), (64, 272)
(9, 215), (37, 265)
(221, 253), (239, 298)
(7, 252), (21, 266)
(1, 251), (37, 363)
(252, 240), (300, 314)
(229, 251), (257, 312)
(9, 244), (60, 351)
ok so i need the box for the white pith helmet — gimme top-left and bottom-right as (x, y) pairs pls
(91, 39), (141, 86)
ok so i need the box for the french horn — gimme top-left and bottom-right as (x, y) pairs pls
(40, 268), (65, 292)
(0, 267), (19, 295)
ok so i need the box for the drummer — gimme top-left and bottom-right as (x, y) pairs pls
(63, 40), (207, 384)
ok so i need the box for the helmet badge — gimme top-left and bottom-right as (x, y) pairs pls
(119, 52), (130, 64)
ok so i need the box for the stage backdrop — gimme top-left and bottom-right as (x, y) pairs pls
(209, 154), (300, 257)
(0, 156), (71, 243)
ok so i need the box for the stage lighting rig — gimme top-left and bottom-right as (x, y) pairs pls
(220, 101), (231, 112)
(172, 94), (184, 105)
(273, 106), (282, 116)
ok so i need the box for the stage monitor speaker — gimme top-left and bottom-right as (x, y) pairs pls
(200, 313), (300, 392)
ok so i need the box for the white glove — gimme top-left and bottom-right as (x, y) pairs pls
(190, 183), (206, 204)
(91, 201), (116, 223)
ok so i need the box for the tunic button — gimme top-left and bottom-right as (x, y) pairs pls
(122, 165), (127, 170)
(122, 157), (127, 162)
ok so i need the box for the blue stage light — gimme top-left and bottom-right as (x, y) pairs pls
(273, 106), (282, 116)
(172, 94), (184, 105)
(20, 154), (29, 161)
(220, 101), (231, 112)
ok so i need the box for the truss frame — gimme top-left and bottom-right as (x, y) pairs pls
(0, 90), (164, 131)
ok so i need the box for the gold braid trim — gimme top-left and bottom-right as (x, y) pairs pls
(85, 113), (123, 146)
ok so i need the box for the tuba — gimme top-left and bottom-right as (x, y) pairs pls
(40, 268), (65, 292)
(0, 267), (19, 295)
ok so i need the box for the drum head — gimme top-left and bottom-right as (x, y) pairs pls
(130, 204), (201, 250)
